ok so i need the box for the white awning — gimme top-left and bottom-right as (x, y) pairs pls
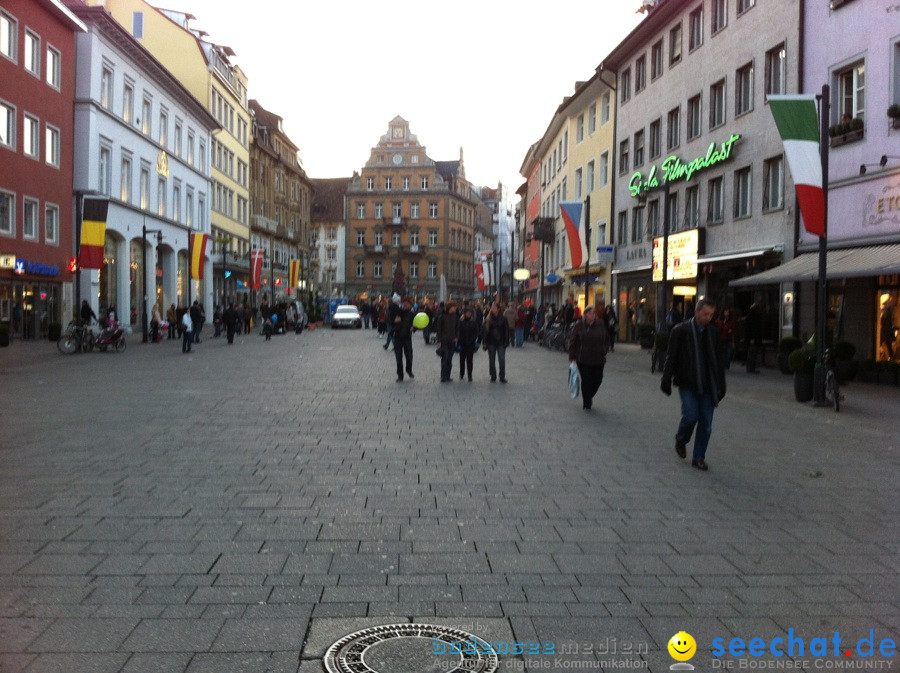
(729, 243), (900, 286)
(611, 265), (652, 274)
(698, 247), (776, 264)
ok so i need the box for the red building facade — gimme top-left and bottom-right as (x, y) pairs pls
(0, 0), (83, 339)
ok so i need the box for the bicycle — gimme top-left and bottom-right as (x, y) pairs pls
(822, 348), (841, 412)
(57, 320), (95, 355)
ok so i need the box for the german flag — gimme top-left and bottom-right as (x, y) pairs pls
(289, 259), (301, 288)
(79, 198), (109, 270)
(189, 233), (208, 279)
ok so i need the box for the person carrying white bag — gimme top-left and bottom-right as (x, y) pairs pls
(567, 305), (610, 410)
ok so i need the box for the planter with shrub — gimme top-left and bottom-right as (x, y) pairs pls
(777, 336), (803, 374)
(788, 347), (816, 402)
(828, 117), (864, 146)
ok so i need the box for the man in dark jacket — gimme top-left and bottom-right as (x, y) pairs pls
(568, 305), (610, 410)
(392, 296), (415, 382)
(660, 298), (726, 471)
(434, 300), (460, 382)
(223, 303), (238, 344)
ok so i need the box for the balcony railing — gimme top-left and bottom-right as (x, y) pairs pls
(252, 214), (277, 233)
(382, 216), (407, 226)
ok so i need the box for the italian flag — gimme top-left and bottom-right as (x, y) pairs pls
(767, 95), (825, 237)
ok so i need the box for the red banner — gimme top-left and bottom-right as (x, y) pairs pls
(250, 249), (264, 290)
(475, 263), (486, 291)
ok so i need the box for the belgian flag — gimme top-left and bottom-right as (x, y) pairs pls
(79, 198), (109, 270)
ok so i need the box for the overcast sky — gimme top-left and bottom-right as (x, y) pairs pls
(157, 0), (645, 198)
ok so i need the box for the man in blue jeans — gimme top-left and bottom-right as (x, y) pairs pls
(660, 298), (727, 471)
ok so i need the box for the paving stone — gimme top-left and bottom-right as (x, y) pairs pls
(121, 618), (224, 652)
(27, 617), (138, 652)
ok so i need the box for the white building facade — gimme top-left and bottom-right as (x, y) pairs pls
(71, 6), (217, 331)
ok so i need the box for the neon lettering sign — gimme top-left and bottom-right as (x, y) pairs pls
(629, 133), (741, 198)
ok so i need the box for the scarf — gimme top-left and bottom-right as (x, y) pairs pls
(689, 318), (720, 403)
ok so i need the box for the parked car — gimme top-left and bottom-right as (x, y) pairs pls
(331, 305), (362, 329)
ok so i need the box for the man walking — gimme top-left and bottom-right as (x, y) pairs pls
(392, 296), (415, 382)
(660, 298), (727, 471)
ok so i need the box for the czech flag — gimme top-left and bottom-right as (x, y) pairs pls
(767, 95), (825, 237)
(189, 233), (208, 279)
(559, 201), (586, 268)
(79, 198), (109, 270)
(289, 259), (301, 288)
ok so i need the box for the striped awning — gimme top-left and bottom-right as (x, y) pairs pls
(729, 243), (900, 286)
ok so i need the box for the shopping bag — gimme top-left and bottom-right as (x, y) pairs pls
(568, 362), (580, 399)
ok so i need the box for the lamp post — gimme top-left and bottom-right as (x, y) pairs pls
(141, 223), (163, 343)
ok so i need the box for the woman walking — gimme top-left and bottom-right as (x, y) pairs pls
(568, 305), (610, 410)
(435, 300), (460, 382)
(458, 306), (479, 381)
(482, 302), (510, 383)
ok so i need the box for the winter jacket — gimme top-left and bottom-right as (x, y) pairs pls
(568, 318), (610, 366)
(435, 311), (460, 344)
(662, 318), (727, 403)
(483, 315), (510, 348)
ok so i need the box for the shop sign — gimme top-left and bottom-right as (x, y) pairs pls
(864, 179), (900, 228)
(630, 134), (742, 198)
(10, 258), (61, 277)
(652, 229), (704, 282)
(0, 254), (15, 269)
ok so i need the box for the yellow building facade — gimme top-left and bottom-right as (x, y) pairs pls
(85, 0), (252, 303)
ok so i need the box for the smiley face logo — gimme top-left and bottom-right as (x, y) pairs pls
(668, 631), (697, 662)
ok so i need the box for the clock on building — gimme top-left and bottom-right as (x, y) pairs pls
(392, 153), (403, 165)
(392, 126), (404, 139)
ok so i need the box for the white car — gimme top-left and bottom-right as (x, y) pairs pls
(331, 305), (362, 329)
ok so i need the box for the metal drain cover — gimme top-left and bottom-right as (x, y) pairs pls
(324, 623), (499, 673)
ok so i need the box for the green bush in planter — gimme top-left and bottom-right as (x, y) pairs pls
(778, 336), (803, 356)
(47, 321), (62, 341)
(788, 347), (816, 373)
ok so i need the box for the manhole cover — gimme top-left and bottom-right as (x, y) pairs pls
(324, 623), (499, 673)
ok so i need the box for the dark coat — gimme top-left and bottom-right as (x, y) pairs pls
(662, 318), (727, 403)
(458, 318), (479, 349)
(483, 314), (509, 347)
(568, 318), (610, 366)
(435, 311), (460, 344)
(391, 306), (414, 340)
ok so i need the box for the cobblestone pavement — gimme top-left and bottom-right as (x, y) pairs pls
(0, 328), (897, 673)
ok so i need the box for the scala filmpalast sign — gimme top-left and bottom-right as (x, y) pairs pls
(630, 134), (741, 199)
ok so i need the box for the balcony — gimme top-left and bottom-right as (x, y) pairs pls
(382, 216), (407, 226)
(252, 214), (277, 233)
(408, 244), (420, 254)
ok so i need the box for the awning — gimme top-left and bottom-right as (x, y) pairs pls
(612, 265), (652, 274)
(729, 243), (900, 286)
(698, 247), (777, 264)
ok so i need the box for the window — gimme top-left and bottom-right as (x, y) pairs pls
(588, 103), (597, 134)
(392, 202), (401, 218)
(366, 177), (374, 190)
(374, 202), (383, 218)
(23, 198), (38, 240)
(687, 95), (702, 140)
(45, 203), (58, 244)
(710, 79), (726, 129)
(736, 62), (754, 115)
(836, 61), (865, 122)
(199, 140), (206, 172)
(765, 44), (786, 96)
(356, 230), (365, 246)
(421, 176), (429, 189)
(140, 164), (150, 209)
(763, 155), (784, 211)
(428, 201), (438, 218)
(599, 151), (609, 188)
(634, 130), (645, 166)
(586, 160), (595, 193)
(391, 230), (401, 247)
(689, 6), (704, 51)
(24, 114), (39, 158)
(384, 176), (392, 190)
(685, 185), (700, 228)
(410, 230), (419, 246)
(734, 166), (752, 218)
(355, 260), (365, 277)
(158, 109), (167, 147)
(122, 81), (133, 123)
(427, 261), (437, 278)
(649, 118), (661, 158)
(46, 45), (60, 88)
(618, 139), (630, 174)
(428, 229), (438, 246)
(669, 23), (683, 65)
(185, 189), (193, 228)
(708, 176), (724, 223)
(631, 207), (644, 243)
(403, 176), (410, 190)
(173, 121), (182, 157)
(410, 202), (420, 218)
(132, 11), (144, 38)
(712, 0), (727, 33)
(574, 168), (583, 199)
(172, 182), (181, 223)
(374, 230), (383, 246)
(601, 92), (610, 125)
(576, 114), (584, 143)
(647, 199), (660, 238)
(667, 106), (681, 150)
(667, 192), (679, 232)
(44, 124), (59, 166)
(409, 261), (418, 278)
(157, 177), (166, 217)
(651, 40), (663, 80)
(0, 101), (13, 149)
(617, 211), (628, 245)
(737, 0), (755, 15)
(0, 11), (17, 62)
(24, 30), (39, 76)
(100, 66), (112, 109)
(635, 55), (646, 93)
(373, 261), (383, 278)
(0, 191), (14, 235)
(620, 67), (631, 103)
(98, 145), (111, 194)
(141, 97), (151, 135)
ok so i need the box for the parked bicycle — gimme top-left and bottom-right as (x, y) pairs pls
(57, 320), (95, 354)
(823, 348), (842, 412)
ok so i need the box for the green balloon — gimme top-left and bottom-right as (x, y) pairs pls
(413, 312), (430, 329)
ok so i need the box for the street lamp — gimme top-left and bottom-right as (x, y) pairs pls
(513, 267), (529, 303)
(141, 223), (163, 343)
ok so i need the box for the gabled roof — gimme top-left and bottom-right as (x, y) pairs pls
(435, 161), (461, 182)
(311, 178), (351, 222)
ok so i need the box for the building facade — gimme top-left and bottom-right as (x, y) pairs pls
(604, 0), (800, 342)
(249, 99), (312, 306)
(733, 0), (900, 361)
(344, 117), (480, 302)
(310, 178), (351, 300)
(87, 0), (252, 308)
(69, 5), (217, 333)
(0, 0), (84, 339)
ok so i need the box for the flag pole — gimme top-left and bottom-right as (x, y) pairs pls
(583, 195), (591, 307)
(813, 84), (830, 405)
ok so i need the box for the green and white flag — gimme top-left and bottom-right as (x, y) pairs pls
(767, 95), (825, 237)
